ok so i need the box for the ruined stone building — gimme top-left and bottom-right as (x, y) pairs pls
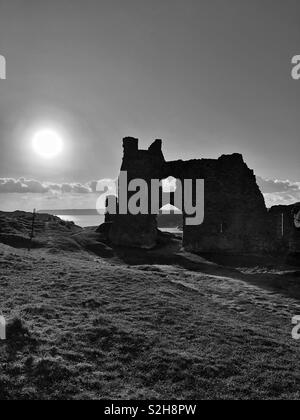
(100, 137), (300, 257)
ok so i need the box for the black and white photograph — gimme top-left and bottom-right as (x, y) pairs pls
(0, 0), (300, 404)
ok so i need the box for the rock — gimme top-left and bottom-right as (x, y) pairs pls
(109, 214), (158, 249)
(96, 222), (113, 236)
(104, 195), (118, 223)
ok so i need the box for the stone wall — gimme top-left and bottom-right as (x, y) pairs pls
(98, 137), (300, 256)
(267, 204), (300, 256)
(102, 137), (273, 253)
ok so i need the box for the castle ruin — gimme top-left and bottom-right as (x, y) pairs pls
(100, 137), (300, 257)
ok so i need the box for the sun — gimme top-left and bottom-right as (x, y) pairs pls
(32, 129), (64, 159)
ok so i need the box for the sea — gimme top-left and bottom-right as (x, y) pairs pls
(57, 215), (104, 227)
(57, 214), (182, 234)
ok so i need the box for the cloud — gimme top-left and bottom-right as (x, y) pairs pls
(1, 176), (299, 209)
(0, 192), (101, 213)
(256, 176), (300, 207)
(0, 177), (94, 194)
(0, 178), (48, 194)
(59, 183), (91, 194)
(256, 177), (300, 194)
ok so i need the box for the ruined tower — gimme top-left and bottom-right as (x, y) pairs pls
(104, 137), (273, 254)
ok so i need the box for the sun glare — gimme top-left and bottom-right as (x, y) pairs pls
(32, 129), (64, 159)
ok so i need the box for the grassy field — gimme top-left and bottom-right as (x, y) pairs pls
(0, 245), (300, 399)
(0, 212), (300, 400)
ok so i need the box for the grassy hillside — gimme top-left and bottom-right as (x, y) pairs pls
(0, 212), (300, 399)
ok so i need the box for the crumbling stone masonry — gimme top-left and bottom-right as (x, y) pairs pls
(100, 137), (300, 256)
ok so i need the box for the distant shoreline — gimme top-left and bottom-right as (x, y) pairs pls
(38, 209), (183, 229)
(38, 209), (184, 216)
(38, 209), (99, 216)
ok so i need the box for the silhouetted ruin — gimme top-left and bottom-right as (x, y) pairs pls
(99, 138), (300, 256)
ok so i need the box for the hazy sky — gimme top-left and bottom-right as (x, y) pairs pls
(0, 0), (299, 210)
